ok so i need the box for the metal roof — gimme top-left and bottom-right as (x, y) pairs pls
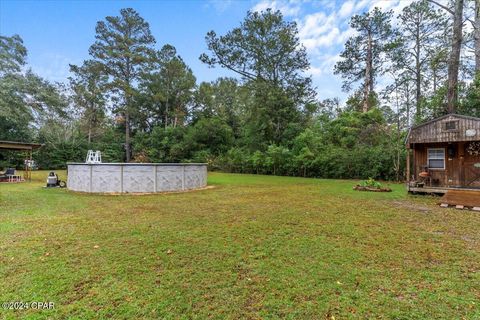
(0, 140), (44, 151)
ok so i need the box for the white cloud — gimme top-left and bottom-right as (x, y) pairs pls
(336, 27), (357, 44)
(298, 12), (328, 38)
(297, 11), (341, 54)
(205, 0), (234, 13)
(354, 0), (371, 11)
(304, 27), (340, 52)
(371, 0), (415, 17)
(338, 1), (355, 18)
(369, 0), (396, 11)
(311, 0), (336, 11)
(307, 65), (323, 76)
(311, 54), (341, 76)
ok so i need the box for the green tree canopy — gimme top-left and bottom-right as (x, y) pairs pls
(69, 60), (108, 143)
(138, 44), (196, 130)
(0, 34), (26, 75)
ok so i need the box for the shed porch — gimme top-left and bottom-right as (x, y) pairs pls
(407, 185), (480, 194)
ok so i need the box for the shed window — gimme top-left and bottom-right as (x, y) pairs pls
(428, 148), (445, 169)
(444, 121), (457, 131)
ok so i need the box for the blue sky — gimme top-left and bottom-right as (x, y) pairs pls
(0, 0), (415, 101)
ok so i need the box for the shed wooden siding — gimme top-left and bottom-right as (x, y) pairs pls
(412, 142), (480, 188)
(408, 114), (480, 144)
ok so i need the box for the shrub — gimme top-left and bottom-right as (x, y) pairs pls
(359, 177), (382, 189)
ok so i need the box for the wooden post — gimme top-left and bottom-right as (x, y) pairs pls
(28, 149), (32, 181)
(412, 144), (416, 182)
(406, 147), (410, 183)
(23, 149), (32, 181)
(445, 167), (449, 187)
(459, 142), (465, 186)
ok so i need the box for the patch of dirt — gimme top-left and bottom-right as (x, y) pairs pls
(390, 200), (432, 213)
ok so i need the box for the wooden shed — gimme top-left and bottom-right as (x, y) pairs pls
(406, 114), (480, 194)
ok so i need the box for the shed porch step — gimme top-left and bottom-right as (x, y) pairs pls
(438, 190), (480, 210)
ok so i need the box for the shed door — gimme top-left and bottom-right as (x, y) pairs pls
(463, 142), (480, 188)
(464, 161), (480, 187)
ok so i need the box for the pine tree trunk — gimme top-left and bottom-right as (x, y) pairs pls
(415, 25), (422, 119)
(125, 111), (131, 162)
(406, 82), (412, 124)
(363, 30), (373, 113)
(164, 98), (169, 130)
(125, 59), (132, 162)
(395, 93), (401, 181)
(446, 0), (464, 113)
(475, 0), (480, 74)
(88, 125), (92, 144)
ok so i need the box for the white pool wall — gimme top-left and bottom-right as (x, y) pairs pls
(67, 163), (207, 193)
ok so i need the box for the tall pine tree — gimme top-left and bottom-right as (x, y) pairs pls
(89, 8), (155, 161)
(334, 8), (397, 112)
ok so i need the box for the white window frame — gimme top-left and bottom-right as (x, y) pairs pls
(427, 148), (445, 170)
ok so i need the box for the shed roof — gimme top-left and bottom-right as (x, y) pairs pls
(0, 140), (44, 151)
(407, 114), (480, 145)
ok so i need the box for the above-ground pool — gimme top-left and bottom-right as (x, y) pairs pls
(67, 163), (207, 193)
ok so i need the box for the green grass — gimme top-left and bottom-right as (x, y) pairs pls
(0, 171), (479, 319)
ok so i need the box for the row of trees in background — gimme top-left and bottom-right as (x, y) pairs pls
(0, 0), (479, 180)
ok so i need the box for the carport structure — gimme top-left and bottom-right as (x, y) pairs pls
(0, 140), (44, 181)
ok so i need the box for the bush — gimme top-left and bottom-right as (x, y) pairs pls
(359, 177), (382, 189)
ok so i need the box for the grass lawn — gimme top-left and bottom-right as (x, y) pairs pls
(0, 171), (479, 319)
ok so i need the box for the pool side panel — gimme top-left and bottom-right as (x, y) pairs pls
(67, 163), (207, 193)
